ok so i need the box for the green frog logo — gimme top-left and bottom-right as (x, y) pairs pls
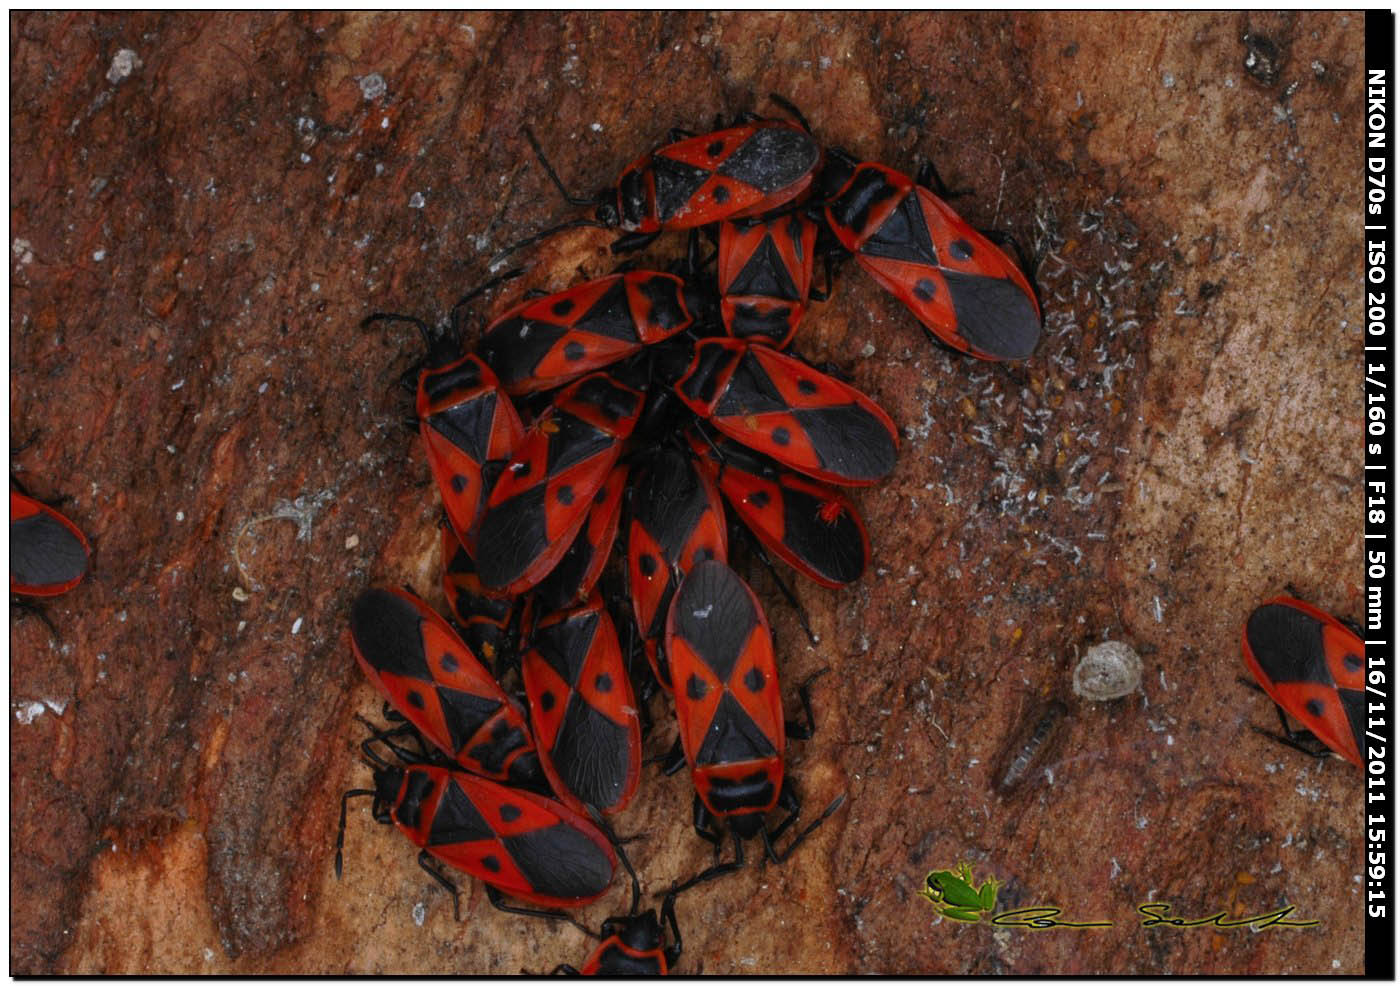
(919, 862), (1000, 922)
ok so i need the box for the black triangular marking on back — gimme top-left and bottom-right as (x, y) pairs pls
(828, 167), (902, 237)
(860, 192), (938, 266)
(532, 609), (600, 688)
(504, 824), (614, 899)
(1340, 687), (1367, 758)
(438, 685), (505, 753)
(634, 449), (709, 561)
(635, 275), (689, 331)
(730, 304), (794, 345)
(712, 350), (789, 418)
(571, 278), (641, 343)
(944, 271), (1042, 360)
(780, 485), (864, 584)
(468, 717), (531, 775)
(428, 390), (499, 463)
(545, 413), (614, 477)
(717, 127), (819, 192)
(672, 562), (756, 682)
(550, 693), (631, 809)
(696, 692), (777, 765)
(427, 776), (496, 846)
(421, 358), (484, 406)
(651, 156), (712, 223)
(477, 317), (571, 389)
(730, 234), (800, 301)
(11, 513), (86, 587)
(791, 405), (897, 481)
(476, 484), (550, 588)
(1246, 604), (1333, 686)
(351, 589), (433, 680)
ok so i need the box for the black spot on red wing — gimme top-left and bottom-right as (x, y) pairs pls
(914, 278), (937, 301)
(729, 234), (802, 301)
(639, 553), (658, 576)
(500, 803), (522, 822)
(426, 776), (495, 846)
(712, 349), (791, 417)
(558, 485), (575, 505)
(744, 667), (766, 692)
(594, 673), (613, 692)
(563, 340), (587, 362)
(672, 561), (759, 682)
(651, 155), (712, 223)
(1246, 603), (1333, 686)
(441, 654), (459, 673)
(541, 690), (557, 711)
(860, 191), (939, 267)
(695, 692), (778, 766)
(438, 686), (508, 754)
(11, 512), (87, 588)
(716, 126), (820, 193)
(450, 474), (468, 494)
(780, 482), (866, 584)
(1344, 653), (1363, 673)
(476, 318), (572, 390)
(1304, 698), (1325, 719)
(797, 378), (818, 395)
(482, 854), (502, 872)
(552, 298), (575, 317)
(407, 689), (426, 709)
(693, 547), (714, 564)
(771, 427), (791, 446)
(950, 238), (974, 260)
(827, 166), (902, 236)
(543, 412), (613, 478)
(943, 271), (1042, 360)
(791, 405), (898, 481)
(686, 674), (709, 700)
(713, 183), (730, 204)
(426, 389), (500, 464)
(532, 608), (601, 688)
(636, 275), (689, 331)
(512, 460), (533, 479)
(503, 823), (614, 899)
(549, 693), (633, 810)
(706, 139), (725, 157)
(350, 589), (433, 681)
(476, 484), (551, 589)
(571, 278), (643, 344)
(748, 490), (771, 509)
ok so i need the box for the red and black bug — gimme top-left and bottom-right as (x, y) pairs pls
(686, 429), (868, 588)
(716, 213), (821, 349)
(365, 308), (525, 559)
(554, 855), (683, 976)
(534, 462), (628, 614)
(10, 488), (90, 597)
(819, 149), (1041, 361)
(624, 446), (729, 692)
(475, 371), (645, 595)
(337, 748), (617, 920)
(521, 593), (642, 816)
(440, 527), (519, 676)
(475, 272), (696, 396)
(661, 559), (843, 881)
(349, 586), (544, 788)
(517, 114), (823, 256)
(673, 338), (898, 487)
(1242, 595), (1365, 767)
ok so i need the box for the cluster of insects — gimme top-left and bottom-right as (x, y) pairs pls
(333, 94), (1054, 974)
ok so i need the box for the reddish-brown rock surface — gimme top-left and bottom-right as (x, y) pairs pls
(11, 11), (1365, 974)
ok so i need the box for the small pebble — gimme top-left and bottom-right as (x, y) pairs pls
(1072, 640), (1142, 700)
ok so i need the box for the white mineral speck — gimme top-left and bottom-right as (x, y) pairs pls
(107, 49), (141, 84)
(292, 617), (303, 635)
(409, 192), (425, 209)
(359, 73), (387, 101)
(15, 701), (46, 725)
(413, 901), (426, 926)
(93, 249), (106, 262)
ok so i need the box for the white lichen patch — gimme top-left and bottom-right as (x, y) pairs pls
(1072, 640), (1143, 700)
